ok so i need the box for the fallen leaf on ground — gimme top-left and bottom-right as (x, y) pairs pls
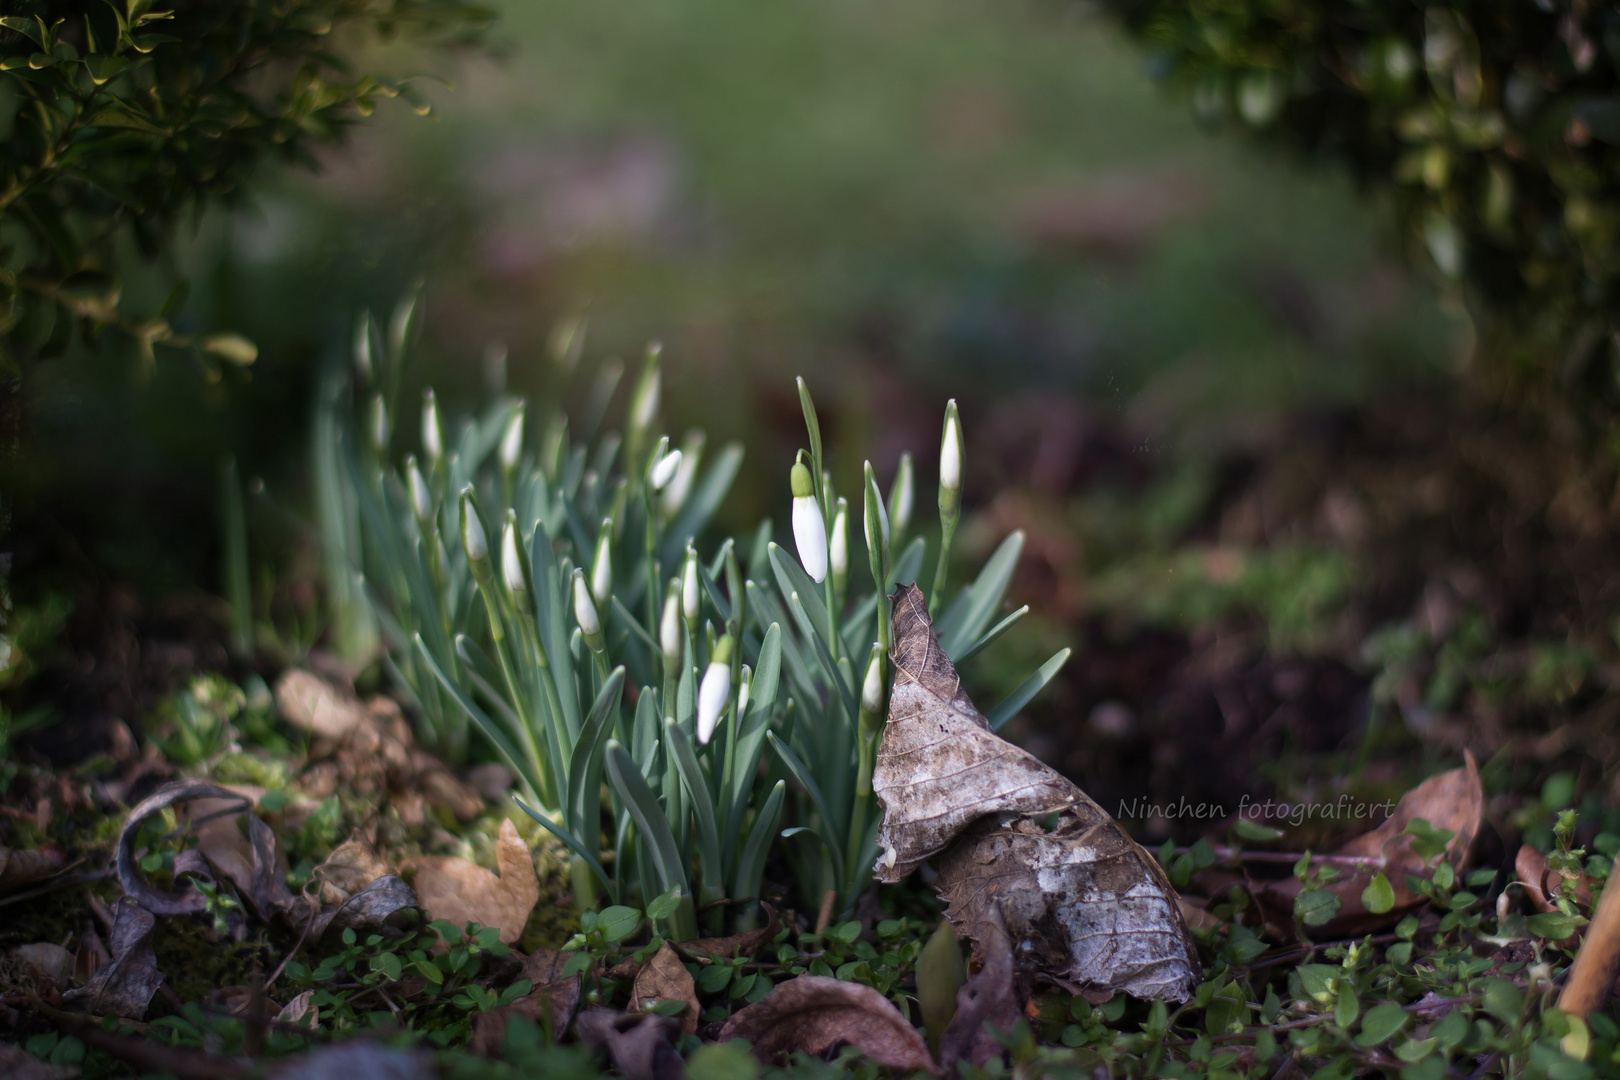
(275, 990), (318, 1031)
(631, 943), (699, 1035)
(403, 818), (538, 945)
(274, 669), (367, 740)
(14, 943), (71, 987)
(518, 946), (583, 1035)
(116, 781), (250, 916)
(718, 975), (938, 1074)
(1516, 844), (1591, 913)
(575, 1008), (685, 1080)
(1259, 752), (1482, 937)
(314, 832), (392, 905)
(312, 875), (420, 941)
(873, 583), (1199, 1002)
(62, 898), (163, 1019)
(677, 904), (782, 961)
(939, 906), (1021, 1070)
(0, 846), (67, 898)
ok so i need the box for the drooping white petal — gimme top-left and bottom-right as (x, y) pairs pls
(696, 660), (731, 744)
(793, 496), (828, 583)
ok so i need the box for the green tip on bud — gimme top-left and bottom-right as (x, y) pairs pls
(711, 634), (734, 666)
(790, 459), (815, 499)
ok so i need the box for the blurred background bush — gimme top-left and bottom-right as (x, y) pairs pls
(4, 0), (1463, 605)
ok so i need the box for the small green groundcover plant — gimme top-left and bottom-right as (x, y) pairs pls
(316, 300), (1068, 937)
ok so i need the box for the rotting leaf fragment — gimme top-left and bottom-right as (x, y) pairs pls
(873, 583), (1199, 1002)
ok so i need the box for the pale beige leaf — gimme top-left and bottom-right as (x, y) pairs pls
(630, 942), (698, 1035)
(404, 819), (538, 944)
(274, 669), (366, 739)
(873, 583), (1199, 1002)
(315, 831), (392, 905)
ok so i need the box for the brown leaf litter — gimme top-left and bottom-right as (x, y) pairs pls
(1258, 752), (1482, 937)
(630, 942), (699, 1035)
(718, 975), (938, 1074)
(273, 669), (483, 826)
(401, 818), (539, 945)
(873, 582), (1200, 1002)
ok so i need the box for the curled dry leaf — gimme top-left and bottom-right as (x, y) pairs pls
(873, 583), (1199, 1002)
(116, 781), (250, 916)
(1516, 843), (1590, 913)
(676, 903), (782, 961)
(938, 905), (1021, 1070)
(718, 975), (938, 1074)
(275, 990), (319, 1031)
(314, 831), (392, 906)
(1259, 752), (1483, 937)
(631, 943), (699, 1035)
(0, 846), (67, 898)
(312, 875), (420, 941)
(403, 818), (538, 945)
(575, 1008), (686, 1080)
(62, 898), (163, 1019)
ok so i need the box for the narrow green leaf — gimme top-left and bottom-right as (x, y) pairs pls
(734, 780), (785, 901)
(985, 648), (1071, 731)
(604, 742), (690, 899)
(666, 719), (723, 902)
(950, 605), (1028, 666)
(937, 531), (1024, 659)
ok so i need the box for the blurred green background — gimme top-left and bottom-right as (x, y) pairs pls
(16, 0), (1461, 595)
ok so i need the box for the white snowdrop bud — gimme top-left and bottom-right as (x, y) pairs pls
(460, 489), (488, 564)
(682, 549), (700, 624)
(422, 389), (444, 465)
(736, 665), (752, 722)
(660, 584), (682, 664)
(369, 395), (390, 454)
(501, 521), (526, 599)
(630, 346), (662, 433)
(790, 461), (827, 583)
(591, 525), (614, 608)
(696, 636), (735, 745)
(861, 645), (885, 716)
(940, 404), (962, 491)
(573, 568), (602, 638)
(889, 453), (914, 536)
(499, 404), (525, 471)
(650, 448), (682, 491)
(406, 456), (432, 523)
(829, 499), (848, 578)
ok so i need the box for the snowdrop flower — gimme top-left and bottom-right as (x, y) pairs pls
(650, 448), (683, 492)
(573, 568), (604, 651)
(499, 404), (525, 472)
(369, 395), (390, 455)
(406, 455), (432, 524)
(659, 582), (682, 666)
(682, 548), (700, 625)
(501, 520), (527, 601)
(735, 664), (752, 723)
(629, 344), (662, 434)
(939, 399), (963, 514)
(861, 644), (885, 718)
(829, 498), (848, 580)
(889, 453), (914, 538)
(791, 460), (827, 583)
(591, 523), (614, 608)
(460, 488), (488, 567)
(697, 635), (734, 744)
(422, 389), (444, 466)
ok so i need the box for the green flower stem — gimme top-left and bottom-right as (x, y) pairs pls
(929, 514), (956, 620)
(475, 583), (552, 809)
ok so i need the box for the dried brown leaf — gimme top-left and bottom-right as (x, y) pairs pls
(630, 943), (699, 1035)
(873, 584), (1199, 1002)
(116, 781), (249, 916)
(274, 990), (318, 1031)
(575, 1008), (685, 1080)
(1516, 843), (1590, 913)
(62, 898), (163, 1019)
(718, 975), (938, 1074)
(938, 906), (1020, 1070)
(676, 904), (781, 961)
(0, 846), (67, 898)
(1260, 753), (1483, 936)
(403, 818), (538, 944)
(314, 832), (392, 905)
(274, 670), (366, 740)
